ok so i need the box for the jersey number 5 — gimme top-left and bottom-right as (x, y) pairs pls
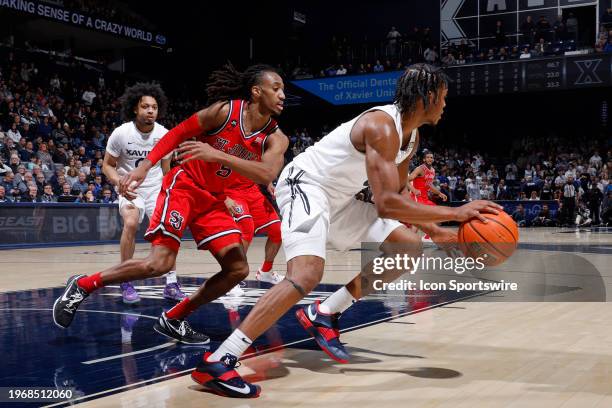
(216, 165), (232, 178)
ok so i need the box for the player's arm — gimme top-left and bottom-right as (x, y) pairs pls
(362, 113), (500, 223)
(428, 183), (447, 201)
(406, 166), (423, 195)
(119, 102), (228, 194)
(177, 129), (289, 185)
(102, 152), (121, 186)
(161, 156), (172, 175)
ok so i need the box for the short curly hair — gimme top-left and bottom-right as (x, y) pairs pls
(119, 82), (168, 122)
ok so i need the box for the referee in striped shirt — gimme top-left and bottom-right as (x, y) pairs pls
(562, 176), (577, 226)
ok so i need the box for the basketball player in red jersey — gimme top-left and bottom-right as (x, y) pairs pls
(53, 64), (288, 371)
(408, 150), (447, 242)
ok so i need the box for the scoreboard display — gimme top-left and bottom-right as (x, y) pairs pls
(447, 54), (612, 97)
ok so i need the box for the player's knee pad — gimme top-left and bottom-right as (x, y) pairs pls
(265, 221), (282, 243)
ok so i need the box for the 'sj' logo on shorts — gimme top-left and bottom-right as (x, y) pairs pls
(169, 210), (184, 230)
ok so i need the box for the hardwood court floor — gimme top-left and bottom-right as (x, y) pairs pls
(1, 227), (611, 408)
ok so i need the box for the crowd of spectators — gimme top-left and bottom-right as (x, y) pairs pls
(0, 46), (196, 204)
(284, 126), (611, 227)
(291, 13), (612, 79)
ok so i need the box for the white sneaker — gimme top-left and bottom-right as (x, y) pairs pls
(226, 283), (244, 297)
(256, 270), (285, 284)
(421, 235), (434, 246)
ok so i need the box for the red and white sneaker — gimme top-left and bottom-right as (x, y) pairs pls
(191, 352), (261, 398)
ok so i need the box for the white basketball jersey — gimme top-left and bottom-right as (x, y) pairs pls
(292, 104), (417, 197)
(105, 121), (170, 189)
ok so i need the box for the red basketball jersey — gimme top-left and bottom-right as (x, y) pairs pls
(412, 164), (435, 195)
(180, 99), (278, 193)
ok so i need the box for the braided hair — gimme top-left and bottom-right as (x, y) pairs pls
(393, 63), (449, 115)
(119, 82), (167, 121)
(206, 62), (280, 104)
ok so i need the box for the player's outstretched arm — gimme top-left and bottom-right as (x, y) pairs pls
(118, 102), (228, 195)
(177, 129), (289, 185)
(362, 114), (500, 224)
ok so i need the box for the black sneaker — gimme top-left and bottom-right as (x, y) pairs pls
(154, 312), (210, 345)
(53, 275), (89, 329)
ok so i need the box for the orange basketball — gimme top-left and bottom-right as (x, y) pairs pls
(458, 210), (519, 266)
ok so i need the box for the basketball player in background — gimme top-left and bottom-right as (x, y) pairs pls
(103, 83), (185, 304)
(195, 64), (501, 397)
(407, 150), (447, 242)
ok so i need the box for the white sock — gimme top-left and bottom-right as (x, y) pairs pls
(208, 329), (252, 362)
(319, 286), (357, 315)
(121, 328), (132, 344)
(165, 271), (177, 284)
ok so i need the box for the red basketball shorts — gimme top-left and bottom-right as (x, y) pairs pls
(145, 167), (241, 255)
(225, 184), (281, 243)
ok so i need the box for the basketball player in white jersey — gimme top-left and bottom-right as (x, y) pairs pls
(195, 64), (502, 395)
(103, 83), (185, 304)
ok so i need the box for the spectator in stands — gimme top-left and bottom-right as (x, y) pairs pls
(373, 60), (384, 72)
(336, 64), (347, 76)
(495, 179), (510, 200)
(21, 185), (41, 202)
(99, 187), (115, 204)
(441, 51), (455, 65)
(41, 184), (57, 202)
(73, 172), (88, 194)
(510, 46), (520, 59)
(59, 183), (72, 199)
(424, 46), (439, 64)
(454, 179), (467, 201)
(529, 191), (540, 200)
(495, 20), (507, 46)
(0, 185), (10, 202)
(566, 13), (578, 42)
(541, 179), (553, 200)
(536, 15), (551, 41)
(65, 167), (79, 186)
(386, 26), (402, 59)
(19, 141), (35, 162)
(520, 47), (532, 59)
(553, 15), (566, 41)
(2, 172), (19, 201)
(532, 204), (555, 227)
(34, 173), (45, 192)
(456, 53), (466, 65)
(36, 142), (53, 169)
(521, 16), (536, 43)
(533, 38), (549, 56)
(512, 204), (528, 227)
(83, 190), (96, 203)
(81, 86), (97, 106)
(466, 178), (481, 200)
(7, 122), (21, 143)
